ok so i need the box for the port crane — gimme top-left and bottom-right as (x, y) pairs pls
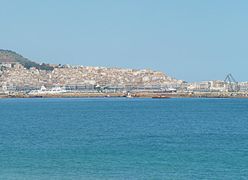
(224, 73), (240, 92)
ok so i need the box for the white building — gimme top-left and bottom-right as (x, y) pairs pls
(209, 80), (227, 92)
(239, 82), (248, 92)
(187, 81), (210, 92)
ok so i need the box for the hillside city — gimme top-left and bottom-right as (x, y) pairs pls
(0, 49), (247, 96)
(0, 62), (248, 96)
(0, 62), (181, 93)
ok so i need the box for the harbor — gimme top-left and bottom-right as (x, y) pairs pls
(0, 50), (247, 99)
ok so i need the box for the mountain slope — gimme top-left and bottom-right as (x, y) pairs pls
(0, 49), (53, 71)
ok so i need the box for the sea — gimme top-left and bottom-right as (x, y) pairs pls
(0, 98), (248, 180)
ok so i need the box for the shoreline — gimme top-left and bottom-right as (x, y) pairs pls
(1, 92), (248, 99)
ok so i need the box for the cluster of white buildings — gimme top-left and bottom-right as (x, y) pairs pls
(1, 62), (247, 95)
(182, 80), (248, 92)
(0, 63), (182, 94)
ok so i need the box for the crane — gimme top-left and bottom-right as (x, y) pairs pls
(224, 74), (240, 92)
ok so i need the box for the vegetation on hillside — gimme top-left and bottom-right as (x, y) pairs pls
(0, 49), (54, 71)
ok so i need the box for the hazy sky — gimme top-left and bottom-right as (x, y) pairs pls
(0, 0), (247, 82)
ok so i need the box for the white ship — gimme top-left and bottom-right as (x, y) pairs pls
(29, 86), (67, 95)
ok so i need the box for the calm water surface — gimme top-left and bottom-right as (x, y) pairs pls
(0, 98), (248, 180)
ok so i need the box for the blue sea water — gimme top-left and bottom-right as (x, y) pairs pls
(0, 98), (248, 180)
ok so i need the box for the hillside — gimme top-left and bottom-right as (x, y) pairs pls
(0, 49), (53, 71)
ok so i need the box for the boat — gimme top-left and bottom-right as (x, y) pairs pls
(152, 95), (170, 99)
(29, 86), (67, 95)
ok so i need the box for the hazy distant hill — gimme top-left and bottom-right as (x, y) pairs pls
(0, 49), (53, 71)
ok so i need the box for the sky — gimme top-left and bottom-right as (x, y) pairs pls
(0, 0), (247, 82)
